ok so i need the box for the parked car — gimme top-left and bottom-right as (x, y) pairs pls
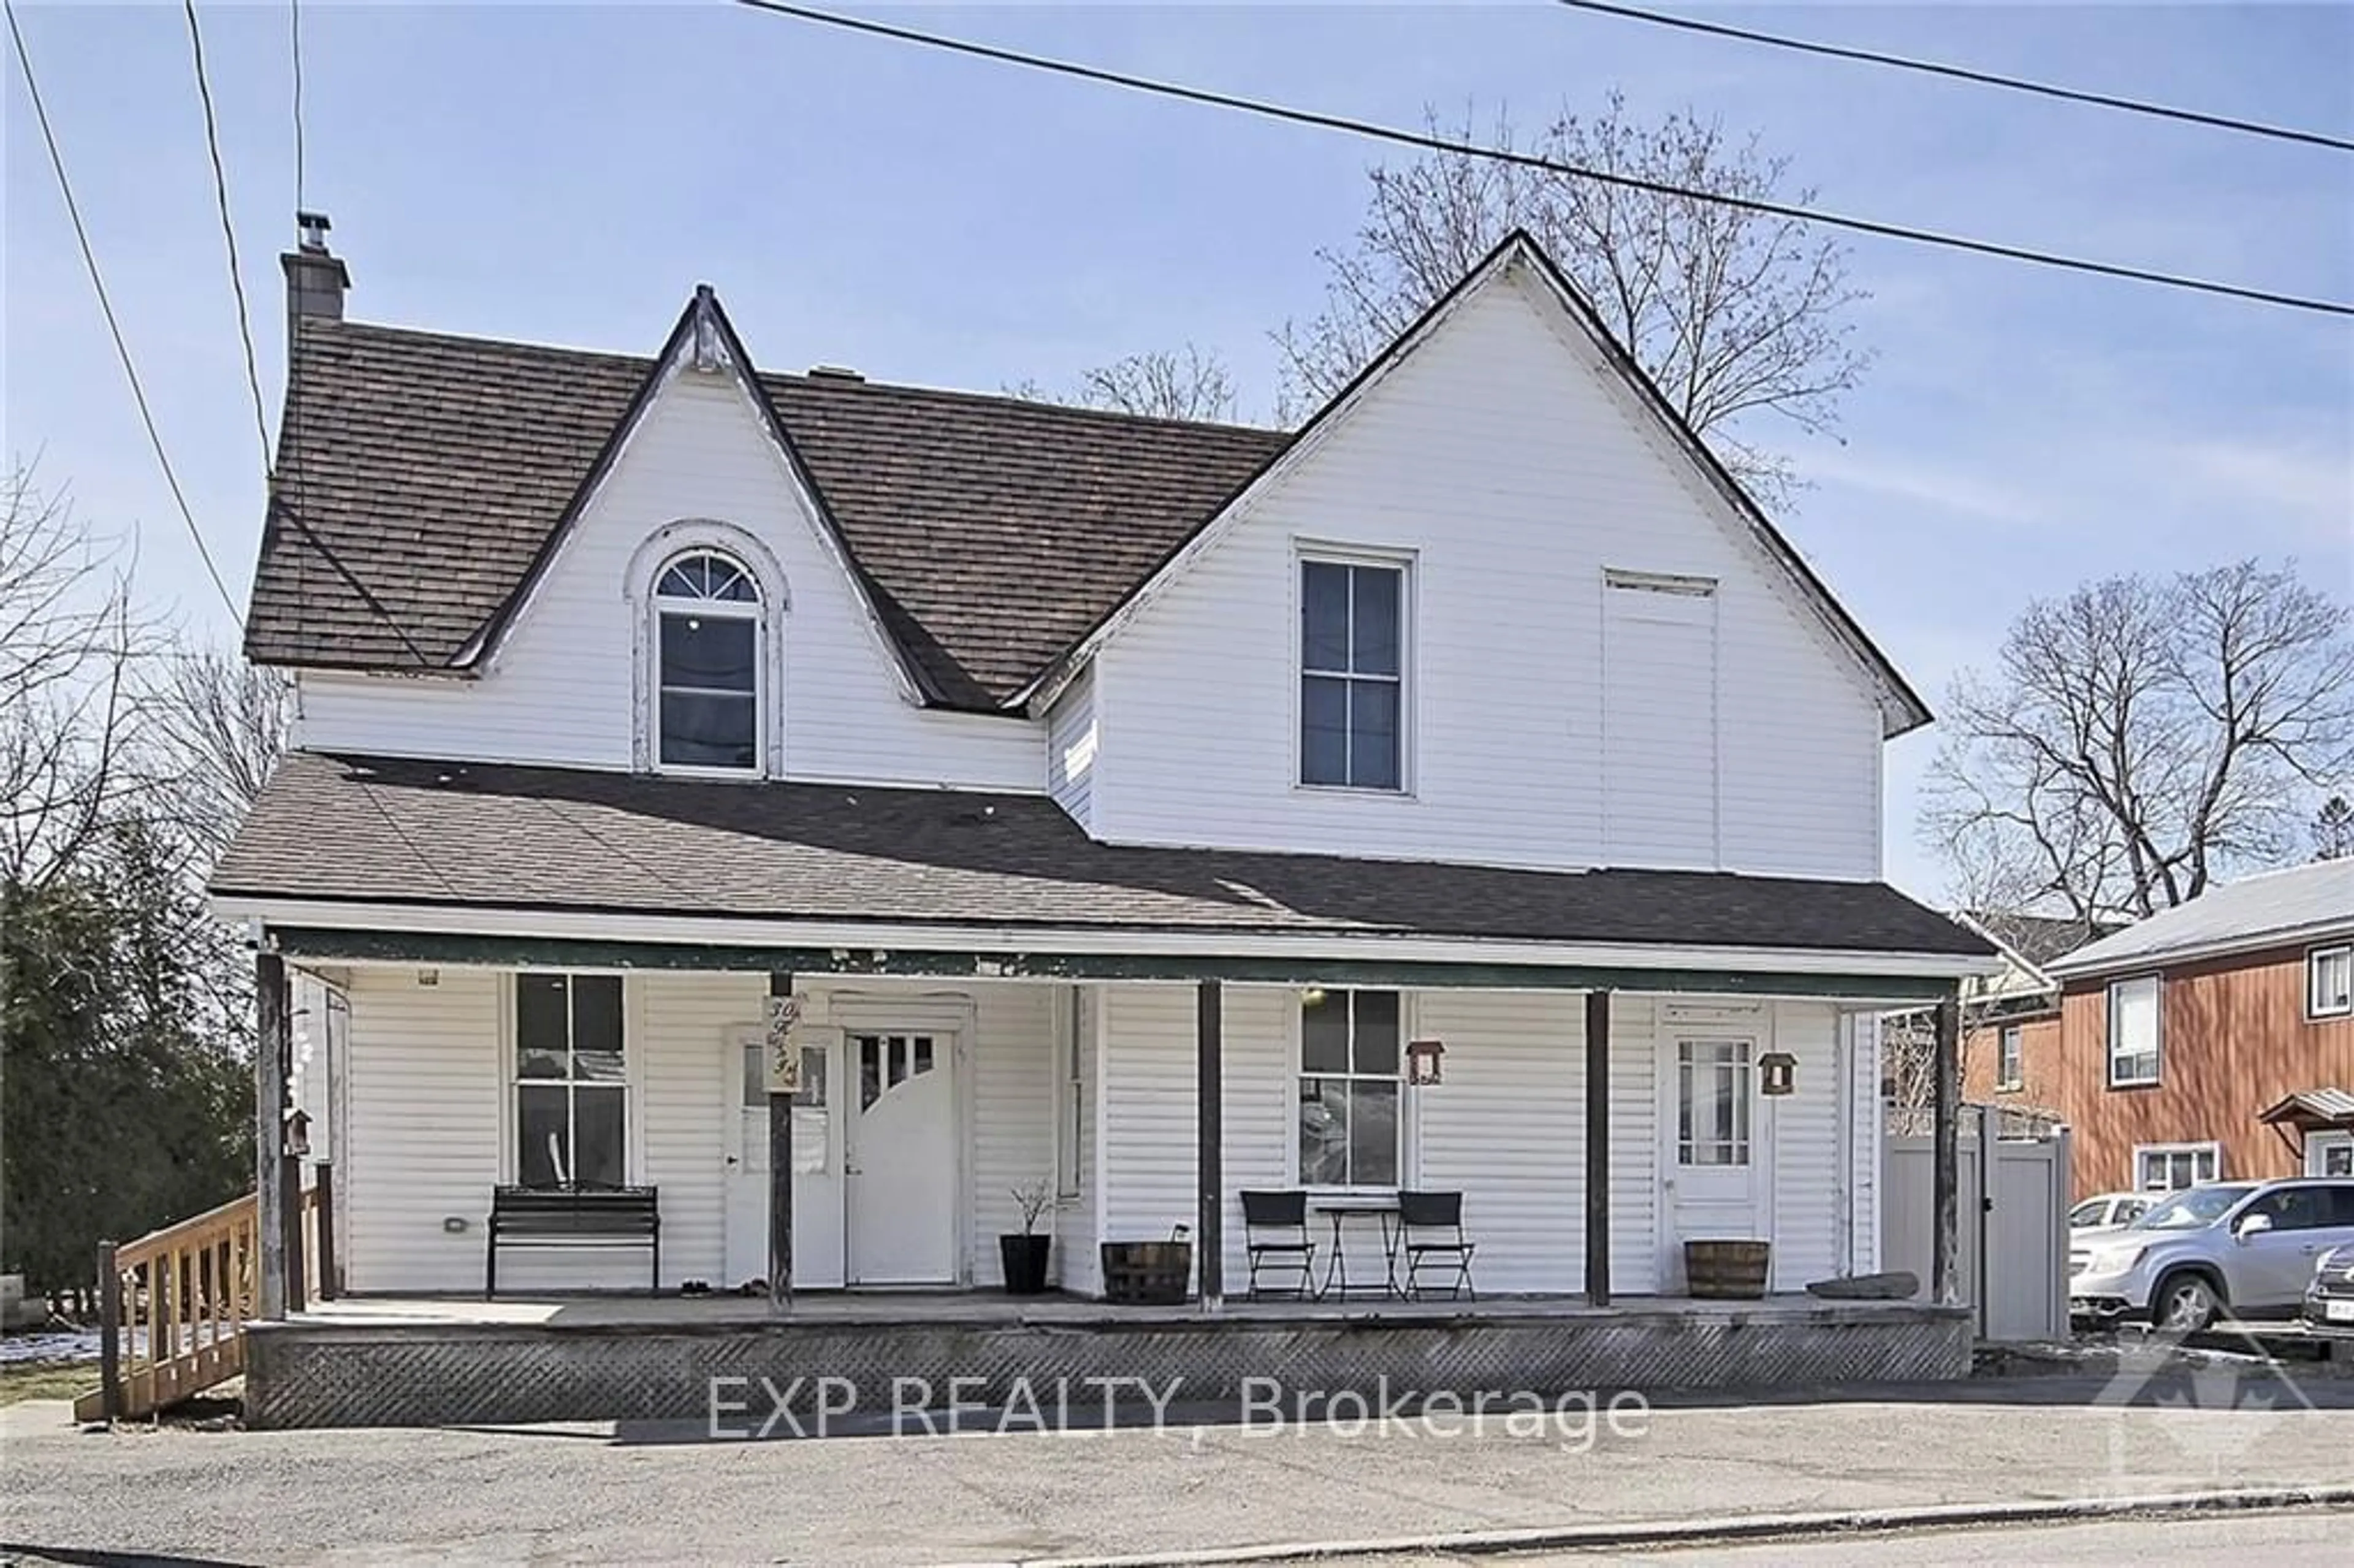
(2070, 1177), (2354, 1332)
(2304, 1244), (2354, 1333)
(2070, 1192), (2154, 1232)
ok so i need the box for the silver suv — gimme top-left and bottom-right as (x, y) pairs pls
(2069, 1177), (2354, 1331)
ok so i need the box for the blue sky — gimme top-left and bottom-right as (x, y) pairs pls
(8, 2), (2351, 899)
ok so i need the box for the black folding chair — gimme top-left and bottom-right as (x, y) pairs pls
(1241, 1189), (1317, 1300)
(1398, 1190), (1477, 1301)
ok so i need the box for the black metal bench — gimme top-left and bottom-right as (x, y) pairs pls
(486, 1184), (660, 1299)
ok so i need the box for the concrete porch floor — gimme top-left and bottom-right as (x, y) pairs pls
(288, 1288), (1927, 1330)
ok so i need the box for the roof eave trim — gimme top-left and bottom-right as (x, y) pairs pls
(2047, 918), (2354, 980)
(1951, 910), (2060, 991)
(208, 892), (2002, 978)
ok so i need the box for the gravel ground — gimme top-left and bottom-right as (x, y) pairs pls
(2, 1371), (2350, 1566)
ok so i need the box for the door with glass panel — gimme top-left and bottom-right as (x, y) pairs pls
(844, 1031), (958, 1285)
(1659, 1037), (1766, 1290)
(722, 1027), (844, 1290)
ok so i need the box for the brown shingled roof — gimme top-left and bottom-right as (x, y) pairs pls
(250, 315), (1288, 707)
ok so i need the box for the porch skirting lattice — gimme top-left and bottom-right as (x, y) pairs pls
(243, 1300), (1971, 1429)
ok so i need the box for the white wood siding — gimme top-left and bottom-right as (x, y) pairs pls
(1098, 984), (1200, 1259)
(1764, 1001), (1843, 1288)
(959, 984), (1056, 1285)
(1046, 663), (1099, 830)
(1609, 996), (1662, 1293)
(290, 370), (1043, 793)
(1055, 986), (1102, 1294)
(1090, 272), (1882, 879)
(1414, 992), (1584, 1292)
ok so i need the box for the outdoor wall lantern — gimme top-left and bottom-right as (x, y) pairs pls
(1405, 1038), (1446, 1086)
(1759, 1051), (1798, 1097)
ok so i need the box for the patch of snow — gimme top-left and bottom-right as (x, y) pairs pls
(1, 1329), (101, 1364)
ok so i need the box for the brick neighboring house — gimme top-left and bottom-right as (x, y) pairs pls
(2033, 861), (2354, 1197)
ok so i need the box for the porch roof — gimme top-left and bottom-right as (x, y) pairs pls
(219, 753), (1990, 973)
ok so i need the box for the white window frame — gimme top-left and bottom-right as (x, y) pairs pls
(1995, 1024), (2024, 1092)
(1056, 990), (1086, 1199)
(651, 549), (766, 778)
(1295, 546), (1414, 794)
(2106, 975), (2163, 1088)
(511, 972), (633, 1189)
(1292, 987), (1409, 1191)
(2307, 944), (2352, 1021)
(2133, 1141), (2221, 1193)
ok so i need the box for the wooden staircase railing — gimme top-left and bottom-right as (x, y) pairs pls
(72, 1166), (334, 1422)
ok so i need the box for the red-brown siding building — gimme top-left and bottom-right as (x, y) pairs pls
(2020, 862), (2354, 1198)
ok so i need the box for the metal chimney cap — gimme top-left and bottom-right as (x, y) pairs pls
(297, 211), (333, 252)
(807, 364), (864, 382)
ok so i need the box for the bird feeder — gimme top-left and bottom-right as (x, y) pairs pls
(1405, 1038), (1447, 1086)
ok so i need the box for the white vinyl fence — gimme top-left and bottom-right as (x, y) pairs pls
(1883, 1108), (2071, 1342)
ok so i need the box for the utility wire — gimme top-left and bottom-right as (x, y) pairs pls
(184, 0), (276, 480)
(731, 0), (2353, 318)
(1556, 1), (2354, 156)
(290, 0), (305, 211)
(6, 0), (245, 625)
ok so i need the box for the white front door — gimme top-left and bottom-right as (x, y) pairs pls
(846, 1030), (959, 1285)
(1659, 1035), (1766, 1289)
(722, 1029), (845, 1290)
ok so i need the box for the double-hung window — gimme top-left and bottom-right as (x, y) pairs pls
(1298, 989), (1401, 1187)
(1300, 557), (1405, 790)
(2309, 945), (2352, 1020)
(1995, 1025), (2024, 1091)
(2106, 976), (2162, 1087)
(515, 973), (627, 1188)
(654, 550), (761, 772)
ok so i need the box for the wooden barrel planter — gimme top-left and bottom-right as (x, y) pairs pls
(1100, 1239), (1192, 1305)
(1685, 1239), (1771, 1300)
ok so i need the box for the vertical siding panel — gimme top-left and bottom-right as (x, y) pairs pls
(1765, 1002), (1840, 1288)
(1100, 985), (1197, 1250)
(965, 984), (1056, 1284)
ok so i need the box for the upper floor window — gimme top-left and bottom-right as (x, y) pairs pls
(655, 550), (761, 772)
(1300, 557), (1406, 790)
(2309, 945), (2352, 1020)
(1995, 1024), (2024, 1091)
(2107, 975), (2162, 1087)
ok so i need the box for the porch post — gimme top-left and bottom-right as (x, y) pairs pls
(255, 950), (291, 1321)
(768, 970), (795, 1315)
(1931, 989), (1962, 1307)
(1583, 989), (1612, 1306)
(1197, 978), (1223, 1314)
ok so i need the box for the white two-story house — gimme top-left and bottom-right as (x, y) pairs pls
(215, 218), (1990, 1331)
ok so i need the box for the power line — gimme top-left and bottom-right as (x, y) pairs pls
(5, 0), (245, 626)
(1556, 1), (2354, 155)
(183, 0), (276, 480)
(290, 0), (306, 211)
(730, 0), (2354, 319)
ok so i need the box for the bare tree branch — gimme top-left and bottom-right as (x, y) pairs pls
(1008, 343), (1243, 423)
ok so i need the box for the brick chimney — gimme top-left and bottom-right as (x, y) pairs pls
(281, 210), (349, 330)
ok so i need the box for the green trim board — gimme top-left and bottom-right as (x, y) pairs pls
(268, 926), (1964, 1002)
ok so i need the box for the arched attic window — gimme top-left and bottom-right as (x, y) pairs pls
(653, 550), (763, 772)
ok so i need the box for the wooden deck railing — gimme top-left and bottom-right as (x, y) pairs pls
(72, 1165), (335, 1423)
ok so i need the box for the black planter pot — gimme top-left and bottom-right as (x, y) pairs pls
(999, 1233), (1052, 1295)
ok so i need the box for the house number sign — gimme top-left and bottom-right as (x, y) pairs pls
(764, 994), (804, 1093)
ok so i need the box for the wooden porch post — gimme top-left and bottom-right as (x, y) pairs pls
(1931, 990), (1962, 1307)
(1197, 978), (1223, 1314)
(768, 970), (795, 1315)
(1584, 989), (1612, 1306)
(255, 950), (291, 1321)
